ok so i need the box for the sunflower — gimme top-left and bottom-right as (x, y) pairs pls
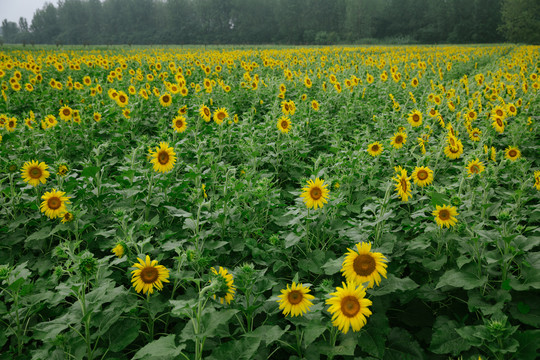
(60, 212), (74, 223)
(5, 117), (16, 132)
(211, 266), (235, 304)
(432, 204), (459, 228)
(466, 159), (485, 176)
(277, 282), (315, 317)
(412, 166), (434, 187)
(469, 128), (481, 142)
(325, 282), (372, 334)
(390, 132), (407, 149)
(277, 116), (291, 133)
(300, 177), (330, 209)
(304, 77), (312, 88)
(149, 142), (176, 173)
(444, 139), (464, 160)
(213, 107), (228, 125)
(311, 100), (320, 111)
(534, 171), (540, 191)
(159, 93), (172, 107)
(93, 112), (102, 122)
(40, 189), (70, 219)
(112, 242), (125, 258)
(115, 91), (129, 107)
(492, 117), (505, 133)
(172, 115), (187, 133)
(492, 105), (506, 119)
(407, 110), (423, 127)
(505, 146), (521, 161)
(367, 142), (384, 157)
(131, 255), (170, 294)
(199, 105), (211, 122)
(341, 242), (388, 288)
(393, 169), (412, 201)
(21, 160), (50, 186)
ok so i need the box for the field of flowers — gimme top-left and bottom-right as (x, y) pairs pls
(0, 44), (539, 360)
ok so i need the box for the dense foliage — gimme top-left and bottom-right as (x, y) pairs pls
(4, 0), (538, 45)
(1, 44), (540, 359)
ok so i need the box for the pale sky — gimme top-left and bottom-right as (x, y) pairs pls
(0, 0), (54, 24)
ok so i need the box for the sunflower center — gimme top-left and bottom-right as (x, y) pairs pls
(439, 209), (450, 220)
(353, 254), (376, 276)
(281, 120), (289, 129)
(469, 112), (474, 118)
(176, 119), (183, 128)
(496, 109), (503, 117)
(508, 150), (517, 158)
(310, 186), (322, 200)
(140, 267), (159, 284)
(400, 179), (408, 192)
(417, 170), (428, 180)
(204, 108), (210, 116)
(8, 121), (15, 127)
(217, 112), (225, 120)
(163, 95), (170, 103)
(371, 144), (379, 152)
(412, 114), (420, 122)
(450, 146), (459, 154)
(341, 296), (361, 318)
(119, 95), (126, 103)
(510, 106), (515, 112)
(47, 197), (61, 210)
(29, 167), (42, 179)
(395, 136), (403, 144)
(63, 109), (71, 116)
(496, 118), (503, 127)
(288, 290), (303, 305)
(158, 151), (170, 165)
(471, 165), (479, 173)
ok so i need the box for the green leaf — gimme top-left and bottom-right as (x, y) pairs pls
(384, 328), (425, 360)
(82, 166), (100, 178)
(322, 256), (344, 275)
(199, 308), (239, 338)
(303, 322), (327, 347)
(208, 337), (261, 360)
(244, 325), (289, 345)
(108, 318), (140, 352)
(25, 226), (51, 243)
(357, 328), (386, 358)
(132, 335), (185, 360)
(430, 316), (472, 356)
(436, 268), (487, 290)
(164, 205), (192, 218)
(284, 232), (302, 248)
(370, 274), (419, 296)
(514, 330), (540, 360)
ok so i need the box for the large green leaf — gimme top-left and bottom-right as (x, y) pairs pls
(430, 316), (471, 356)
(436, 268), (487, 290)
(132, 334), (185, 360)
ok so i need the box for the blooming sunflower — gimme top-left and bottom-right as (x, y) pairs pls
(21, 160), (50, 186)
(57, 164), (69, 176)
(466, 159), (485, 176)
(300, 178), (330, 209)
(211, 266), (235, 304)
(172, 116), (187, 133)
(277, 116), (291, 133)
(341, 242), (388, 288)
(59, 105), (73, 121)
(432, 204), (459, 228)
(492, 117), (505, 133)
(469, 128), (481, 142)
(444, 139), (464, 160)
(505, 146), (521, 161)
(115, 91), (129, 107)
(408, 110), (423, 127)
(412, 166), (434, 187)
(60, 211), (74, 223)
(390, 132), (407, 149)
(149, 142), (176, 173)
(93, 112), (102, 122)
(159, 93), (172, 107)
(534, 171), (540, 190)
(393, 169), (412, 201)
(213, 107), (228, 125)
(199, 105), (211, 122)
(325, 282), (372, 334)
(131, 255), (170, 294)
(112, 243), (125, 258)
(5, 117), (16, 132)
(40, 189), (70, 219)
(277, 282), (315, 317)
(311, 100), (320, 111)
(367, 142), (383, 157)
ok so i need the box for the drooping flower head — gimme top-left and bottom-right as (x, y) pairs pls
(211, 266), (235, 304)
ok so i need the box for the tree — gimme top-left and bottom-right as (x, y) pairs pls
(499, 0), (540, 44)
(1, 19), (20, 43)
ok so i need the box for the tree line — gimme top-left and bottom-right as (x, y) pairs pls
(1, 0), (539, 45)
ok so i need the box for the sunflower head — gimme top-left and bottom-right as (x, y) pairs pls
(210, 266), (235, 304)
(432, 204), (459, 228)
(325, 282), (373, 334)
(277, 116), (291, 133)
(277, 282), (315, 317)
(412, 166), (434, 187)
(40, 189), (70, 219)
(131, 255), (170, 294)
(393, 169), (412, 202)
(341, 242), (388, 288)
(466, 159), (485, 176)
(367, 141), (384, 157)
(149, 142), (176, 173)
(505, 146), (521, 161)
(172, 116), (187, 133)
(199, 105), (211, 122)
(21, 160), (50, 186)
(300, 177), (330, 210)
(390, 132), (407, 149)
(408, 110), (423, 127)
(213, 107), (228, 125)
(60, 211), (74, 223)
(159, 93), (172, 107)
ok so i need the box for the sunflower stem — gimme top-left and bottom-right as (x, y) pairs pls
(144, 171), (155, 222)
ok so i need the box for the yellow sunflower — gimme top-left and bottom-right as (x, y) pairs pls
(393, 169), (412, 201)
(407, 110), (423, 127)
(211, 266), (235, 304)
(277, 282), (315, 317)
(40, 189), (70, 219)
(390, 132), (407, 149)
(341, 242), (388, 288)
(367, 142), (384, 157)
(149, 142), (176, 173)
(131, 255), (170, 294)
(411, 166), (434, 187)
(59, 105), (73, 121)
(466, 159), (485, 176)
(469, 128), (481, 142)
(534, 171), (540, 191)
(277, 116), (291, 133)
(432, 204), (459, 228)
(60, 211), (74, 223)
(213, 107), (228, 125)
(115, 91), (129, 107)
(93, 112), (102, 122)
(199, 105), (211, 122)
(172, 115), (187, 133)
(111, 243), (125, 258)
(5, 117), (16, 132)
(325, 282), (372, 334)
(505, 146), (521, 161)
(300, 178), (330, 209)
(159, 93), (172, 107)
(311, 100), (320, 111)
(492, 117), (505, 133)
(444, 139), (464, 160)
(21, 160), (50, 186)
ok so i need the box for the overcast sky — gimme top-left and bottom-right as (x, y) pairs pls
(1, 0), (52, 24)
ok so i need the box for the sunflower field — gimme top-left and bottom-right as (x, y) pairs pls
(1, 44), (539, 360)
